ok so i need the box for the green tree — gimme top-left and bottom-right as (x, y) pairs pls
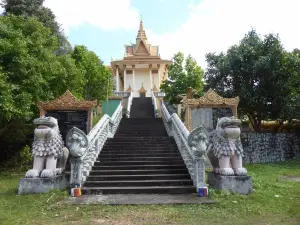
(205, 29), (298, 131)
(1, 0), (72, 55)
(161, 52), (204, 104)
(0, 15), (81, 135)
(72, 45), (113, 102)
(278, 50), (300, 121)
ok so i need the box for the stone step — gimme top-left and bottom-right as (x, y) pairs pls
(86, 174), (191, 181)
(95, 160), (184, 166)
(103, 143), (176, 147)
(101, 147), (178, 151)
(84, 179), (193, 187)
(89, 169), (189, 175)
(98, 153), (181, 158)
(92, 164), (187, 170)
(97, 156), (183, 161)
(114, 134), (167, 137)
(82, 186), (196, 195)
(105, 140), (174, 144)
(107, 137), (172, 140)
(100, 148), (178, 156)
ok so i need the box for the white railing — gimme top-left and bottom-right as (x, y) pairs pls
(113, 91), (130, 98)
(151, 91), (158, 118)
(126, 92), (133, 118)
(153, 92), (166, 98)
(67, 103), (123, 187)
(161, 102), (208, 191)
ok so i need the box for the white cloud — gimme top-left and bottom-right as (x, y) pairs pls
(146, 0), (300, 68)
(44, 0), (140, 32)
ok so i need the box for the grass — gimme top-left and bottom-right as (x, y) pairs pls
(1, 159), (300, 225)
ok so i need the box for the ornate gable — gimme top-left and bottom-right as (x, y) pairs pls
(134, 40), (150, 55)
(182, 89), (240, 107)
(37, 90), (97, 111)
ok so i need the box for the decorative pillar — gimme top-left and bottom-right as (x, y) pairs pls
(116, 66), (120, 92)
(149, 64), (153, 91)
(132, 65), (135, 97)
(87, 109), (93, 133)
(157, 64), (161, 90)
(165, 64), (169, 80)
(232, 106), (237, 117)
(123, 64), (127, 91)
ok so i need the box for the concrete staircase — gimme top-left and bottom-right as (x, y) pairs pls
(82, 98), (195, 195)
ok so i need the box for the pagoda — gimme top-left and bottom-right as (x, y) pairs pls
(111, 20), (172, 97)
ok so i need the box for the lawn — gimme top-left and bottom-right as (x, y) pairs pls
(1, 159), (300, 225)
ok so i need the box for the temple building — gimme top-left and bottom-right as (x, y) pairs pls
(111, 20), (172, 97)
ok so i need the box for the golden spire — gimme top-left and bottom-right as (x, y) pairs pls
(136, 19), (147, 41)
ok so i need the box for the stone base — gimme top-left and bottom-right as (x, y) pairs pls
(18, 175), (68, 194)
(208, 172), (253, 195)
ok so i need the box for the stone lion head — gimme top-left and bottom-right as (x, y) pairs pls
(31, 116), (64, 158)
(216, 116), (242, 140)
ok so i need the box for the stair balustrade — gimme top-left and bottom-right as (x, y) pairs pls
(151, 91), (158, 118)
(113, 91), (130, 98)
(126, 92), (133, 118)
(67, 103), (123, 188)
(161, 102), (208, 191)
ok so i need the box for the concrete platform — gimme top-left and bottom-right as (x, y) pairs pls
(208, 172), (253, 195)
(18, 175), (68, 194)
(61, 194), (216, 205)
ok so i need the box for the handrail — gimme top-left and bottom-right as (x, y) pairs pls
(161, 102), (207, 191)
(126, 92), (133, 118)
(113, 91), (130, 98)
(67, 103), (123, 187)
(151, 91), (158, 118)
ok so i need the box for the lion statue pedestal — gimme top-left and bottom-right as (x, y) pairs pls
(206, 117), (253, 195)
(18, 117), (69, 194)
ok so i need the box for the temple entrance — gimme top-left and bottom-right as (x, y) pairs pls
(138, 83), (147, 98)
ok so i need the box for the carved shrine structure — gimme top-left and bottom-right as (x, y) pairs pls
(37, 90), (97, 140)
(182, 88), (240, 132)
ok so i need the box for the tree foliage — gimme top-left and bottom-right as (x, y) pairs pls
(1, 0), (72, 55)
(205, 29), (300, 131)
(161, 52), (204, 104)
(0, 15), (81, 131)
(0, 3), (112, 162)
(72, 45), (113, 102)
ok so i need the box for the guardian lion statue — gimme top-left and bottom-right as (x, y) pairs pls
(25, 117), (69, 178)
(207, 116), (247, 176)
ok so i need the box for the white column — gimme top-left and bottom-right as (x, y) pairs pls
(149, 64), (153, 91)
(116, 67), (120, 92)
(123, 65), (127, 91)
(132, 65), (135, 97)
(157, 64), (161, 90)
(165, 65), (169, 80)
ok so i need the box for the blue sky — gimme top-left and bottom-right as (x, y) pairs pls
(2, 0), (300, 68)
(64, 0), (195, 64)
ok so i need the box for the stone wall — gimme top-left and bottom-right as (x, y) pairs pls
(241, 132), (300, 164)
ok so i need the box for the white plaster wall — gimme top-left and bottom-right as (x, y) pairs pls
(134, 69), (151, 97)
(126, 74), (133, 91)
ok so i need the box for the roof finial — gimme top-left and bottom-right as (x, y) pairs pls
(137, 16), (147, 40)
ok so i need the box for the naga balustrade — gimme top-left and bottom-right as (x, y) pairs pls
(151, 91), (158, 118)
(67, 103), (123, 188)
(161, 101), (208, 191)
(126, 92), (133, 118)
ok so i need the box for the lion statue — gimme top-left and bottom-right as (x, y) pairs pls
(207, 116), (247, 176)
(25, 116), (69, 178)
